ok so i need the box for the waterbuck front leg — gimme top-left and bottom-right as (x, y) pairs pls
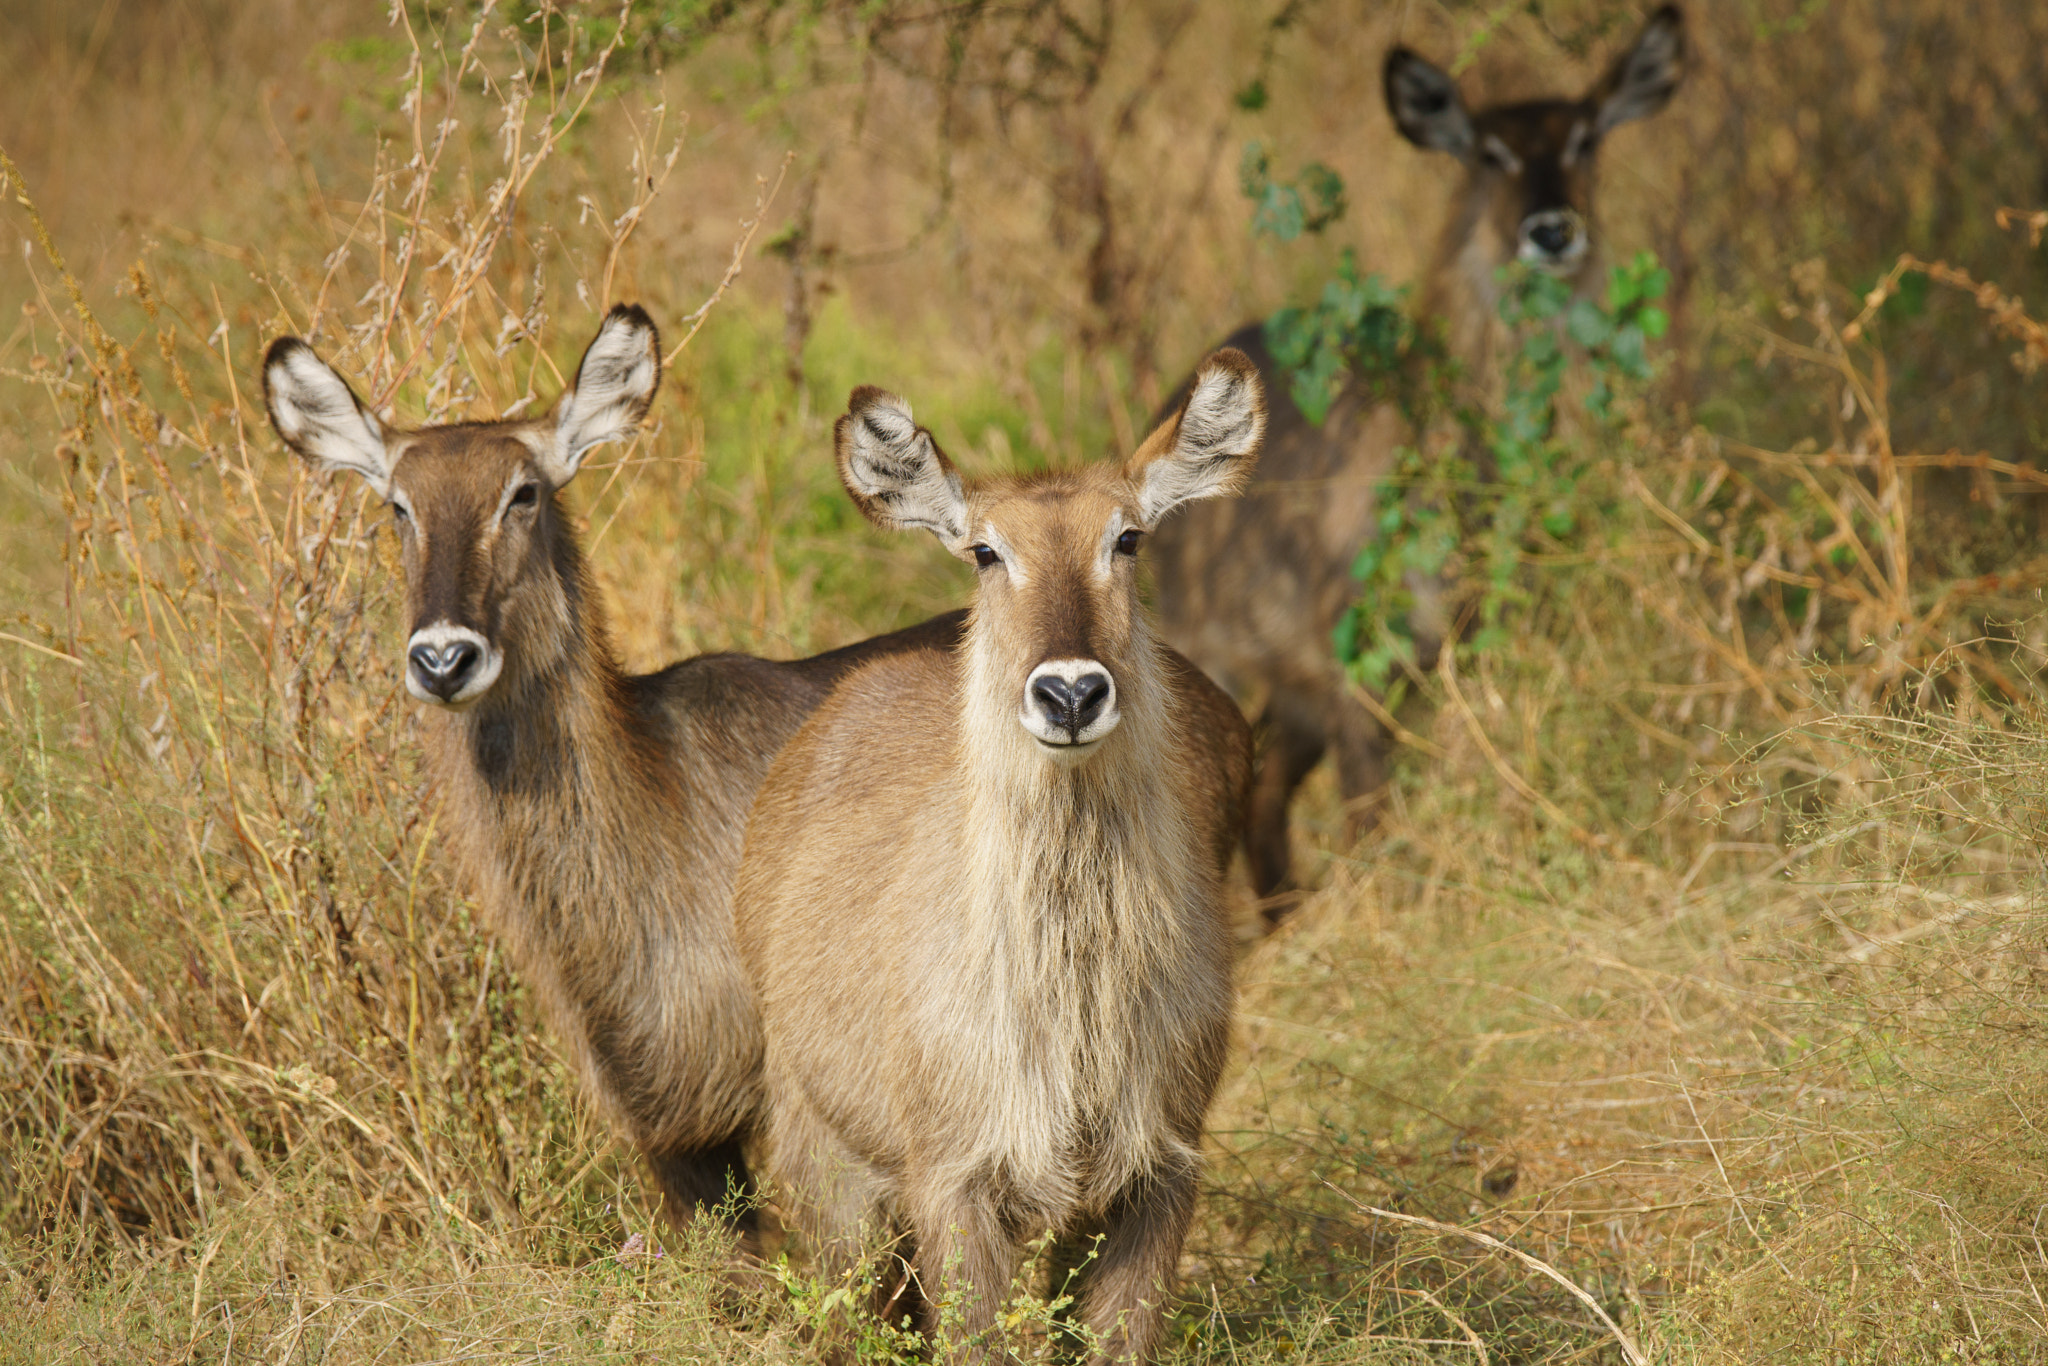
(907, 1186), (1020, 1361)
(1072, 1166), (1199, 1365)
(1245, 688), (1328, 907)
(763, 1088), (914, 1357)
(766, 1085), (892, 1265)
(645, 1137), (760, 1245)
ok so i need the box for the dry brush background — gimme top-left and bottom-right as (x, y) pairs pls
(3, 1), (2048, 1361)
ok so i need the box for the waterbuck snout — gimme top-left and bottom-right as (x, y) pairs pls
(260, 306), (966, 1239)
(406, 628), (490, 705)
(737, 350), (1261, 1363)
(1026, 661), (1115, 747)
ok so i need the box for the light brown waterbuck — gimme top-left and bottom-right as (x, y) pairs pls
(1149, 8), (1686, 904)
(262, 305), (964, 1235)
(734, 352), (1263, 1362)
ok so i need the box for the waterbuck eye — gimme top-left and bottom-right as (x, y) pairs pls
(1115, 527), (1143, 556)
(391, 501), (411, 525)
(970, 544), (1000, 569)
(1479, 136), (1521, 173)
(509, 483), (540, 511)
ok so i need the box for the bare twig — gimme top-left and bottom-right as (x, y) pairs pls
(664, 151), (795, 366)
(1344, 1197), (1647, 1366)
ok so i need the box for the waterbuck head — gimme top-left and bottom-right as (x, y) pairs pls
(1384, 5), (1685, 283)
(263, 305), (661, 709)
(836, 349), (1263, 763)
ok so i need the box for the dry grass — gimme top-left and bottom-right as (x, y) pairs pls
(3, 2), (2047, 1362)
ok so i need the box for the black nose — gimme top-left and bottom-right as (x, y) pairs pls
(1528, 218), (1574, 257)
(408, 639), (481, 701)
(1031, 671), (1112, 739)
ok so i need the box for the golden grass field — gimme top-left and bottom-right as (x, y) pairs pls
(5, 1), (2048, 1361)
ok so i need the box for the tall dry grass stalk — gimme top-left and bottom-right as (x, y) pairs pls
(0, 7), (792, 1341)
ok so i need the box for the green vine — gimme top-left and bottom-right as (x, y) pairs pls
(1239, 141), (1418, 423)
(1239, 144), (1669, 691)
(1334, 252), (1671, 688)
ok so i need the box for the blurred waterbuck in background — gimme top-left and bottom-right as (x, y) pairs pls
(1150, 8), (1686, 905)
(735, 352), (1262, 1363)
(262, 305), (963, 1237)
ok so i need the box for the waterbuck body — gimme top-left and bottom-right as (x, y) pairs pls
(262, 306), (964, 1233)
(1150, 8), (1686, 903)
(735, 352), (1263, 1362)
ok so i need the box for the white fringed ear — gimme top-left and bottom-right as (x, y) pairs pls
(1592, 5), (1686, 134)
(263, 338), (392, 497)
(1383, 47), (1475, 160)
(834, 387), (970, 543)
(546, 303), (661, 484)
(1128, 349), (1265, 525)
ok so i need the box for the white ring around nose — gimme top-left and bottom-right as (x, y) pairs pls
(1516, 209), (1589, 271)
(1020, 657), (1120, 754)
(404, 621), (504, 708)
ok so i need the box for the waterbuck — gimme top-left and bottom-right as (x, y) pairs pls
(262, 305), (963, 1234)
(733, 351), (1263, 1362)
(1149, 8), (1686, 902)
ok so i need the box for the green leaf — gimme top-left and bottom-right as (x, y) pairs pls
(1253, 184), (1307, 241)
(1264, 307), (1313, 368)
(1609, 325), (1647, 376)
(1584, 379), (1614, 419)
(1566, 299), (1613, 348)
(1291, 375), (1334, 424)
(1331, 607), (1360, 662)
(1234, 79), (1269, 112)
(1402, 528), (1453, 574)
(1240, 144), (1347, 241)
(1638, 306), (1669, 339)
(1299, 162), (1347, 232)
(1350, 650), (1392, 690)
(1349, 542), (1383, 584)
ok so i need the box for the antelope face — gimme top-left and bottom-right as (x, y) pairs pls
(1384, 5), (1685, 282)
(964, 478), (1141, 754)
(263, 305), (662, 710)
(380, 431), (551, 707)
(835, 350), (1265, 763)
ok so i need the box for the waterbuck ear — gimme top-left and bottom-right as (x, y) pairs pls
(1127, 348), (1264, 525)
(834, 387), (969, 543)
(264, 337), (392, 498)
(547, 303), (661, 484)
(1384, 47), (1474, 160)
(1590, 5), (1685, 134)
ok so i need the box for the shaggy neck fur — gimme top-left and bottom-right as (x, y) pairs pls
(413, 507), (743, 1151)
(952, 608), (1208, 1204)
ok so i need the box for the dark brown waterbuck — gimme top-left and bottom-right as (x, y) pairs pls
(1149, 8), (1686, 903)
(734, 352), (1262, 1363)
(262, 305), (962, 1235)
